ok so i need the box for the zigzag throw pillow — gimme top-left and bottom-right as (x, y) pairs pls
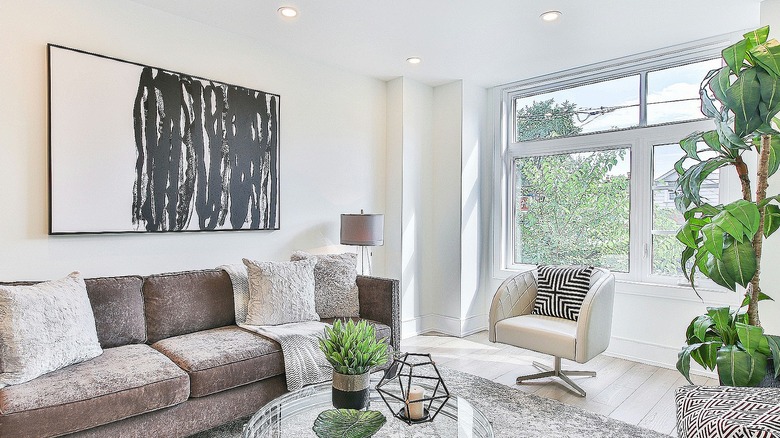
(533, 265), (594, 321)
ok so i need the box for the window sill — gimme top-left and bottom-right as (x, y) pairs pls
(615, 279), (741, 306)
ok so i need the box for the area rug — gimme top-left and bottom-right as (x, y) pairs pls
(188, 366), (668, 437)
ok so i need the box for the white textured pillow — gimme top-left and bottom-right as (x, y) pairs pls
(290, 251), (360, 318)
(0, 272), (103, 387)
(243, 258), (319, 326)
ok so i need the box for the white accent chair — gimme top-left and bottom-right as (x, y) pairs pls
(488, 268), (615, 397)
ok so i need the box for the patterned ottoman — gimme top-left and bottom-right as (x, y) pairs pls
(676, 386), (780, 438)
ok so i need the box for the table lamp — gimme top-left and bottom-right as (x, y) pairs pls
(340, 210), (384, 275)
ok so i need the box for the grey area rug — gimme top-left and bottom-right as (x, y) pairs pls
(189, 366), (669, 438)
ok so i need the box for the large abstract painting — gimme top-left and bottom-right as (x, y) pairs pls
(48, 45), (280, 234)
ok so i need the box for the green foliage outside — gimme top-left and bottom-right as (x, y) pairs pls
(515, 100), (630, 271)
(516, 98), (580, 141)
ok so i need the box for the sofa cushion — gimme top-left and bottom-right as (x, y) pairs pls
(144, 269), (235, 343)
(243, 258), (320, 326)
(151, 325), (284, 398)
(291, 251), (360, 318)
(0, 344), (189, 438)
(84, 275), (146, 348)
(0, 272), (103, 388)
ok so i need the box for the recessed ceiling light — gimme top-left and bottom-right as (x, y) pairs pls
(540, 10), (562, 22)
(278, 6), (298, 18)
(406, 57), (422, 64)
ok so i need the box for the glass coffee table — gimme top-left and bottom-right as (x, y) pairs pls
(243, 375), (493, 437)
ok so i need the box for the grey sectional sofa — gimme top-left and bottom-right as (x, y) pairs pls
(0, 269), (400, 438)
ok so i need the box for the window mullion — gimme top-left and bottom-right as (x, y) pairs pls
(639, 72), (648, 127)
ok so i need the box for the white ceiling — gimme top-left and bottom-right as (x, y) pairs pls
(129, 0), (762, 88)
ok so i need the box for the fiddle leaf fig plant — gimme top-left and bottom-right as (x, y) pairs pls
(675, 26), (780, 386)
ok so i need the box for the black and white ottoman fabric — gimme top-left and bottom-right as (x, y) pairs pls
(676, 386), (780, 438)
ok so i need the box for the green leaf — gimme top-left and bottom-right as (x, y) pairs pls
(724, 200), (761, 237)
(766, 136), (780, 177)
(765, 204), (780, 237)
(744, 26), (770, 50)
(700, 70), (724, 120)
(699, 337), (723, 370)
(706, 251), (738, 290)
(701, 130), (723, 153)
(701, 223), (725, 260)
(711, 205), (753, 243)
(679, 131), (702, 160)
(677, 344), (703, 384)
(678, 158), (732, 206)
(757, 70), (780, 124)
(708, 307), (732, 335)
(313, 409), (387, 438)
(765, 335), (780, 378)
(717, 345), (767, 386)
(693, 314), (715, 342)
(723, 39), (749, 75)
(710, 66), (732, 104)
(736, 322), (765, 354)
(723, 68), (761, 137)
(721, 239), (758, 288)
(750, 38), (780, 78)
(676, 223), (699, 249)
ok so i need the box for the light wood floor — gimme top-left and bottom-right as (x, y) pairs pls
(400, 331), (717, 437)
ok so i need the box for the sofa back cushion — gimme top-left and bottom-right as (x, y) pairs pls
(144, 269), (235, 343)
(84, 276), (146, 348)
(0, 275), (146, 349)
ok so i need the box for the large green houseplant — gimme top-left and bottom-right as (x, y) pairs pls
(675, 26), (780, 386)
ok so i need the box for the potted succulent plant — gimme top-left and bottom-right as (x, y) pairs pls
(319, 319), (389, 409)
(675, 26), (780, 386)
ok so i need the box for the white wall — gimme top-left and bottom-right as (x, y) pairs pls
(759, 0), (780, 337)
(389, 79), (488, 338)
(461, 82), (488, 334)
(385, 77), (434, 335)
(0, 0), (387, 280)
(428, 81), (463, 331)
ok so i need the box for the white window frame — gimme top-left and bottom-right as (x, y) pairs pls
(490, 31), (746, 300)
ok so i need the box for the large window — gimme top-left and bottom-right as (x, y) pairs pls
(514, 147), (630, 272)
(499, 47), (734, 286)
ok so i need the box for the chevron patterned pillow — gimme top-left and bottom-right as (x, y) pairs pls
(532, 265), (594, 321)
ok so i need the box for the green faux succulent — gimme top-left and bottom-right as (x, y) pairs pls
(319, 319), (388, 375)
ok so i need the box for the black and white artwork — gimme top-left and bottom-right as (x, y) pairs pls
(48, 45), (280, 234)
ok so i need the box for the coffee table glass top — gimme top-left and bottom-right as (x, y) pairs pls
(243, 375), (493, 438)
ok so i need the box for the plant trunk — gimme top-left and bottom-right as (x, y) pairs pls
(735, 155), (753, 202)
(748, 134), (772, 326)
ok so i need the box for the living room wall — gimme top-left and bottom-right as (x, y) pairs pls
(0, 0), (387, 280)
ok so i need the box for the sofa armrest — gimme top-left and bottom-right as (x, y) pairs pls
(574, 268), (615, 363)
(488, 270), (537, 343)
(357, 275), (400, 351)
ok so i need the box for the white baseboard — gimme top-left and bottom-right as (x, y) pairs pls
(460, 313), (488, 336)
(606, 336), (717, 379)
(401, 313), (488, 338)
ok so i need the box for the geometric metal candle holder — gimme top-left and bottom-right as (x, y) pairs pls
(375, 352), (450, 425)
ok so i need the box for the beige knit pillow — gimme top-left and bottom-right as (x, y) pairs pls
(290, 251), (360, 318)
(0, 272), (103, 387)
(243, 258), (319, 326)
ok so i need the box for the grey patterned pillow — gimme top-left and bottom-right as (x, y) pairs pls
(0, 272), (103, 388)
(291, 251), (360, 318)
(243, 258), (320, 326)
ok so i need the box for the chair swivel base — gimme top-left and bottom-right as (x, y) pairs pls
(515, 356), (595, 397)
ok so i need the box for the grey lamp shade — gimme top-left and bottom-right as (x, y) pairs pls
(340, 214), (384, 246)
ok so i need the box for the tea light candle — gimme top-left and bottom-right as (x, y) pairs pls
(406, 385), (425, 420)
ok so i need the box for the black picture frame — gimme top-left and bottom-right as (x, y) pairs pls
(48, 44), (280, 235)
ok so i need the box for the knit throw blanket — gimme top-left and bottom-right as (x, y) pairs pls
(219, 264), (332, 391)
